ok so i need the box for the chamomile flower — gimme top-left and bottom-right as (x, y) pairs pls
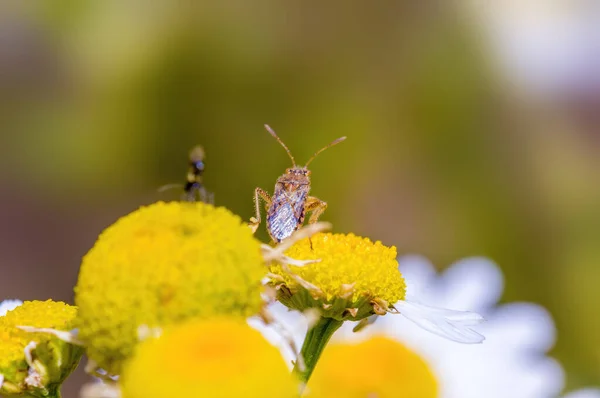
(268, 233), (407, 322)
(268, 233), (483, 343)
(74, 201), (267, 375)
(120, 318), (299, 398)
(266, 233), (484, 383)
(0, 300), (83, 398)
(263, 256), (595, 398)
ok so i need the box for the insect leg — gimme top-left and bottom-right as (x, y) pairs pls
(193, 185), (215, 204)
(305, 196), (328, 224)
(197, 185), (211, 203)
(304, 197), (328, 250)
(249, 187), (272, 234)
(181, 185), (207, 203)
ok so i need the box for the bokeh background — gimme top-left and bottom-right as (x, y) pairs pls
(1, 2), (599, 396)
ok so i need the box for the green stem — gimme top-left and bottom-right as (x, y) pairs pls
(25, 387), (61, 398)
(294, 317), (343, 385)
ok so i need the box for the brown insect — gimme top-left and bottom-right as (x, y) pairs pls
(249, 125), (346, 242)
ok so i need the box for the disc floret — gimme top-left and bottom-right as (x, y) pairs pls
(74, 201), (266, 374)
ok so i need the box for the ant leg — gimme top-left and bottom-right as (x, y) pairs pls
(250, 188), (271, 234)
(305, 196), (328, 224)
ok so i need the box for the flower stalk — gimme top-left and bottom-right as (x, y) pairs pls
(28, 389), (61, 398)
(294, 317), (343, 385)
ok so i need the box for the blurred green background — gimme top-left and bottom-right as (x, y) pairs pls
(0, 1), (598, 395)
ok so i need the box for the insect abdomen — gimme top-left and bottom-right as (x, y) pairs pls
(267, 191), (306, 242)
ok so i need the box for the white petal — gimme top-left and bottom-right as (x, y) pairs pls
(24, 341), (37, 367)
(18, 326), (83, 346)
(510, 357), (564, 398)
(0, 373), (4, 389)
(436, 257), (504, 312)
(563, 389), (600, 398)
(484, 303), (556, 352)
(440, 353), (564, 398)
(397, 255), (438, 299)
(0, 300), (23, 317)
(394, 300), (485, 344)
(398, 256), (503, 314)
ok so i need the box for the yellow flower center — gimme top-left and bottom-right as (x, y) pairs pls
(0, 300), (77, 370)
(75, 201), (266, 374)
(121, 319), (299, 398)
(307, 336), (437, 398)
(0, 300), (81, 396)
(271, 233), (406, 304)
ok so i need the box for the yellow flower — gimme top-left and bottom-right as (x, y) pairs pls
(0, 300), (83, 397)
(269, 232), (406, 321)
(75, 201), (266, 375)
(306, 336), (437, 398)
(121, 318), (298, 398)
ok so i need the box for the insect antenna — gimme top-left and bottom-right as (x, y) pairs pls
(304, 136), (347, 167)
(264, 124), (296, 167)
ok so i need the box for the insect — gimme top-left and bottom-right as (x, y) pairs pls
(249, 124), (346, 242)
(159, 145), (214, 204)
(183, 145), (214, 203)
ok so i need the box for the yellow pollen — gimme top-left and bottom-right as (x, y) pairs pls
(121, 319), (299, 398)
(74, 201), (266, 374)
(307, 336), (438, 398)
(271, 233), (406, 304)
